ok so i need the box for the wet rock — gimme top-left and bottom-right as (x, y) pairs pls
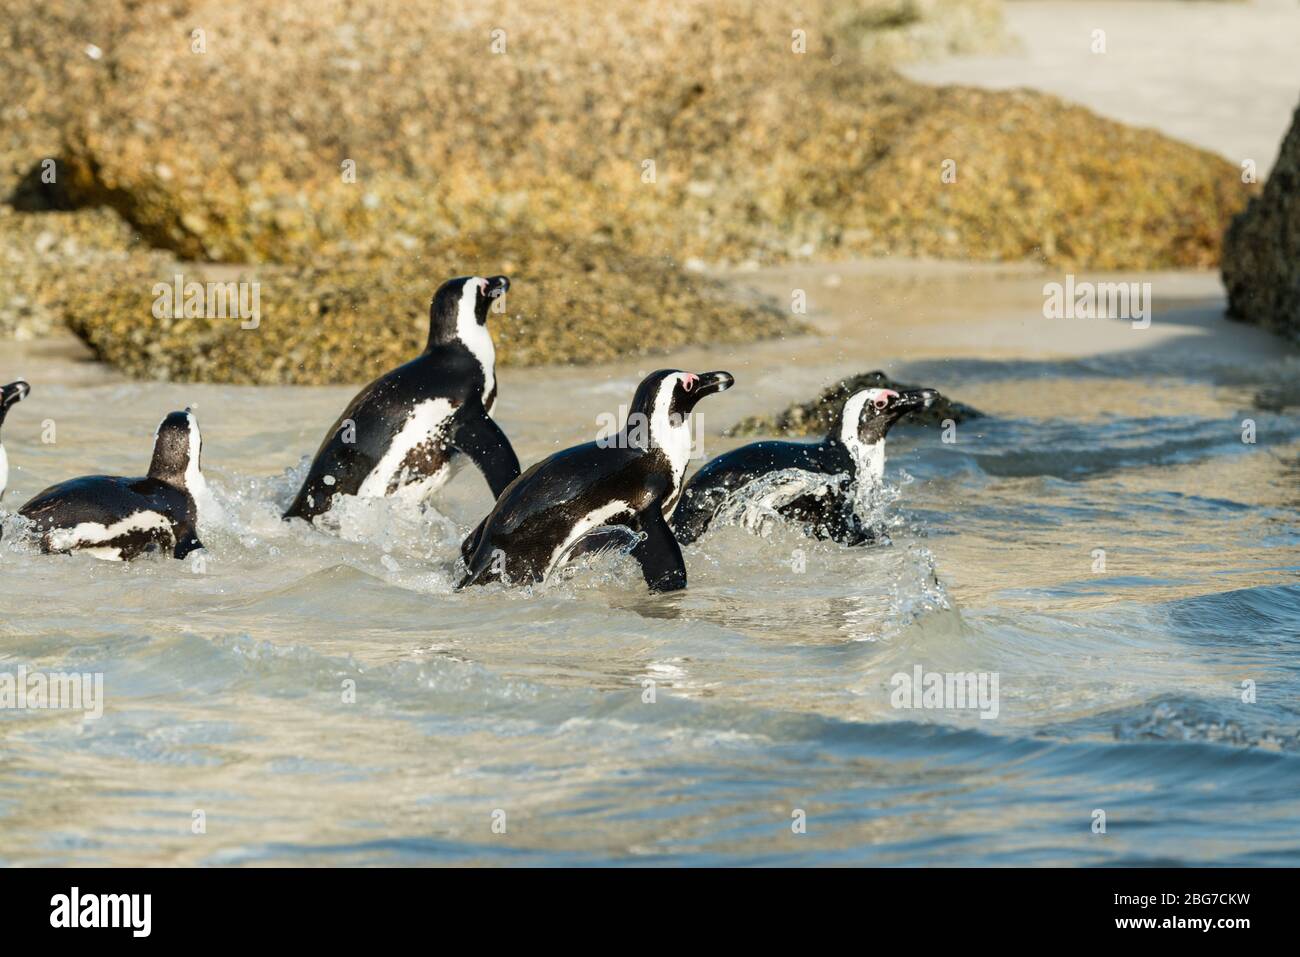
(726, 370), (982, 437)
(1223, 102), (1300, 343)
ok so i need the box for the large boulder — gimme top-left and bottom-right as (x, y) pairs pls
(1222, 103), (1300, 342)
(0, 0), (114, 198)
(0, 0), (1258, 384)
(46, 0), (1239, 272)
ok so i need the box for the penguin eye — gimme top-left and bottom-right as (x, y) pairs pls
(869, 389), (899, 411)
(680, 374), (698, 393)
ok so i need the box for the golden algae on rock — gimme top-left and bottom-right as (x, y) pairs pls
(46, 0), (1240, 273)
(0, 0), (1256, 385)
(62, 232), (795, 384)
(0, 206), (169, 339)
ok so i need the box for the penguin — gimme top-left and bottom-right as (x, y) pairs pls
(458, 369), (734, 592)
(0, 379), (31, 501)
(670, 386), (939, 546)
(283, 275), (521, 523)
(18, 409), (211, 561)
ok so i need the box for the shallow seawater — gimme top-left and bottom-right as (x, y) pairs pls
(1, 275), (1298, 865)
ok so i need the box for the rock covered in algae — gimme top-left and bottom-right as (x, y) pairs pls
(40, 0), (1240, 271)
(0, 206), (169, 340)
(61, 231), (796, 385)
(0, 0), (1259, 387)
(1222, 103), (1300, 343)
(726, 371), (982, 437)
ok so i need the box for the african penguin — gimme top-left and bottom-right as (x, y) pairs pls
(0, 379), (31, 502)
(283, 275), (521, 523)
(458, 369), (734, 592)
(19, 409), (211, 561)
(670, 386), (939, 546)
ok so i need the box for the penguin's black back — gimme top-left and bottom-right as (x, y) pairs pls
(283, 344), (487, 519)
(20, 475), (191, 530)
(461, 441), (670, 585)
(671, 438), (852, 543)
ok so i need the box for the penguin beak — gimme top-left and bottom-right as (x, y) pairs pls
(486, 275), (509, 299)
(1, 380), (30, 409)
(892, 388), (940, 413)
(691, 371), (734, 398)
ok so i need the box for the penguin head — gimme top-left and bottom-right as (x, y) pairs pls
(631, 370), (735, 422)
(629, 370), (734, 462)
(842, 387), (939, 445)
(148, 409), (203, 488)
(0, 379), (30, 429)
(428, 275), (510, 347)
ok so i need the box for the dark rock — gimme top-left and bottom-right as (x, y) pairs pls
(725, 370), (982, 437)
(1223, 102), (1300, 343)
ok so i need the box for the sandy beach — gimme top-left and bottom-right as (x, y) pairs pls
(904, 0), (1300, 173)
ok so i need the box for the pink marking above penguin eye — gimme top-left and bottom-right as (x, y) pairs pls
(681, 373), (699, 392)
(872, 389), (899, 411)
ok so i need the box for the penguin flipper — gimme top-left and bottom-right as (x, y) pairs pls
(456, 536), (507, 590)
(283, 463), (336, 521)
(826, 508), (876, 546)
(785, 495), (876, 546)
(565, 525), (641, 562)
(452, 405), (521, 499)
(173, 527), (204, 560)
(455, 562), (486, 591)
(631, 503), (687, 593)
(668, 490), (715, 546)
(460, 516), (487, 564)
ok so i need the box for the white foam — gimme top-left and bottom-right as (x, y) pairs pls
(711, 467), (847, 537)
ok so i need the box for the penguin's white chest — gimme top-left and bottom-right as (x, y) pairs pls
(453, 284), (497, 408)
(183, 415), (219, 531)
(841, 438), (887, 523)
(0, 442), (8, 500)
(356, 398), (458, 500)
(846, 439), (886, 488)
(462, 323), (496, 410)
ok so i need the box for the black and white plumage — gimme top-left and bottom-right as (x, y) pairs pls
(458, 369), (734, 593)
(0, 379), (31, 501)
(283, 275), (520, 523)
(670, 386), (939, 546)
(19, 409), (213, 561)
